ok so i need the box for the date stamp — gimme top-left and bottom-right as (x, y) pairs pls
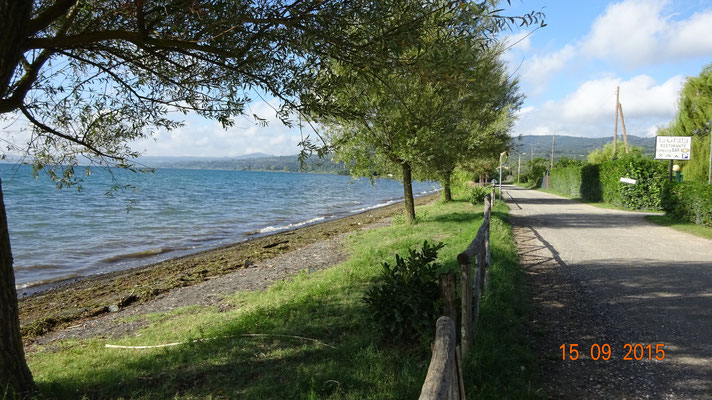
(560, 343), (666, 361)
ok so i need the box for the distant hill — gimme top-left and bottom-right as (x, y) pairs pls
(234, 152), (274, 159)
(511, 135), (656, 160)
(148, 154), (349, 174)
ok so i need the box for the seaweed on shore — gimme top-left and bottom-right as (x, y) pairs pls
(19, 194), (439, 340)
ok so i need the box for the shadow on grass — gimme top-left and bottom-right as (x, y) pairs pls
(37, 284), (429, 400)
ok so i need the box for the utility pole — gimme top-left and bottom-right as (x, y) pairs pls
(619, 102), (630, 154)
(551, 134), (556, 170)
(530, 144), (533, 165)
(613, 86), (619, 158)
(518, 153), (521, 183)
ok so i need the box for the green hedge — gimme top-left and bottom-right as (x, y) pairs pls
(600, 157), (667, 210)
(662, 181), (712, 227)
(549, 166), (584, 198)
(549, 157), (667, 210)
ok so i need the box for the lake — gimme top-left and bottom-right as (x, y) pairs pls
(0, 164), (438, 291)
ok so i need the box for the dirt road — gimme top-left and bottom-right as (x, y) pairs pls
(505, 185), (712, 399)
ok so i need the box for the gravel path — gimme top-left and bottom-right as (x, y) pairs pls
(506, 185), (712, 400)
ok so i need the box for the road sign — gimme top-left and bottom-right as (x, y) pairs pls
(655, 136), (692, 160)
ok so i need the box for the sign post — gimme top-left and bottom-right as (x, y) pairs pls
(655, 136), (692, 182)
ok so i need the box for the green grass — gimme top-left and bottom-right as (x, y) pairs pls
(644, 215), (712, 240)
(27, 198), (539, 399)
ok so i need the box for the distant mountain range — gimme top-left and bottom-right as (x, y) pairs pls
(143, 153), (349, 174)
(510, 135), (656, 160)
(2, 135), (657, 172)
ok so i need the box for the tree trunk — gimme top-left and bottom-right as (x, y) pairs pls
(401, 161), (416, 224)
(0, 0), (32, 99)
(0, 178), (36, 397)
(441, 172), (452, 202)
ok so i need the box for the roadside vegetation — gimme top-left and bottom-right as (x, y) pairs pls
(26, 193), (539, 399)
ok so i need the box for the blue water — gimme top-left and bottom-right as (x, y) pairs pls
(0, 164), (439, 290)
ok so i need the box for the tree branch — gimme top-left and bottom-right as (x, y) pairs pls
(19, 104), (124, 162)
(26, 0), (78, 37)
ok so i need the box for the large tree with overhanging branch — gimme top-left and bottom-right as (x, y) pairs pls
(0, 0), (543, 395)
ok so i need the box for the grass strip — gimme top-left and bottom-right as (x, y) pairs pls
(644, 215), (712, 240)
(27, 197), (539, 399)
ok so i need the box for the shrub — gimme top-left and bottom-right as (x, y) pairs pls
(468, 186), (491, 205)
(525, 158), (549, 187)
(363, 240), (445, 343)
(662, 181), (712, 227)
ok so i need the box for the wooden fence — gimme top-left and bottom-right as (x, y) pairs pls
(418, 190), (494, 400)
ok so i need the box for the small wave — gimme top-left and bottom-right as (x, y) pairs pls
(14, 264), (62, 272)
(350, 200), (399, 214)
(16, 273), (80, 291)
(259, 216), (326, 234)
(101, 248), (175, 263)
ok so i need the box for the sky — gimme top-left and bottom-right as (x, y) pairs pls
(132, 0), (712, 157)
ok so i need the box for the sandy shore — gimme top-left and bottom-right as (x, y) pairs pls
(20, 193), (439, 342)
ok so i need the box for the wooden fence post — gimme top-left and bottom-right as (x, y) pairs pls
(459, 255), (472, 359)
(439, 273), (457, 322)
(418, 316), (461, 400)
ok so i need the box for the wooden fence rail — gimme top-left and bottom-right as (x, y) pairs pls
(457, 191), (492, 359)
(419, 189), (494, 400)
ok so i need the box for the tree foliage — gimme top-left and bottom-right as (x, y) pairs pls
(0, 0), (548, 395)
(659, 63), (712, 182)
(587, 141), (645, 164)
(324, 2), (531, 217)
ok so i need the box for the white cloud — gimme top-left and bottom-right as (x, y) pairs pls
(514, 74), (684, 138)
(132, 99), (305, 157)
(582, 0), (712, 67)
(519, 45), (577, 94)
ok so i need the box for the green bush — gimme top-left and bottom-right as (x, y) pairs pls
(525, 158), (549, 187)
(363, 241), (445, 343)
(468, 186), (491, 205)
(662, 181), (712, 227)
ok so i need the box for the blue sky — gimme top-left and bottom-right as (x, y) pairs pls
(504, 0), (712, 139)
(132, 0), (712, 157)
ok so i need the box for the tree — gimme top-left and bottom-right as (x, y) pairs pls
(587, 141), (645, 164)
(661, 63), (712, 182)
(0, 0), (545, 395)
(325, 3), (538, 220)
(0, 1), (544, 394)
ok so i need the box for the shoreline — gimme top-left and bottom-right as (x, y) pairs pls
(19, 192), (440, 340)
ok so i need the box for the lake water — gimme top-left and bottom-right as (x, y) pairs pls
(0, 164), (439, 291)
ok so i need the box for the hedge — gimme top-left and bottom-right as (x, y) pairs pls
(549, 166), (583, 198)
(599, 157), (668, 210)
(548, 156), (668, 211)
(662, 181), (712, 227)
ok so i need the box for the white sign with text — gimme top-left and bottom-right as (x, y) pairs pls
(655, 136), (692, 160)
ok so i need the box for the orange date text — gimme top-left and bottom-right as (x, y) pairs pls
(559, 343), (665, 361)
